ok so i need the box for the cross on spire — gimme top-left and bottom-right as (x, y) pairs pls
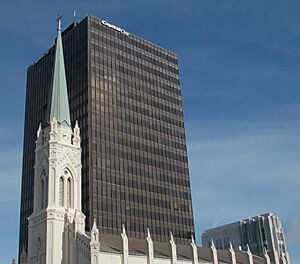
(57, 14), (63, 31)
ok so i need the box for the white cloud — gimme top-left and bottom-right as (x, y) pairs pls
(188, 119), (300, 241)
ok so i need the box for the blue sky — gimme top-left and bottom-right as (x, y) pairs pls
(0, 0), (299, 263)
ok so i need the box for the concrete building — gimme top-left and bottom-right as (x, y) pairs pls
(202, 213), (290, 263)
(19, 13), (194, 258)
(21, 17), (280, 264)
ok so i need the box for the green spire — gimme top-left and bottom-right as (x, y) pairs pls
(46, 15), (71, 127)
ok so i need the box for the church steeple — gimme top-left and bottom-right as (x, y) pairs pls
(26, 15), (87, 264)
(46, 15), (71, 127)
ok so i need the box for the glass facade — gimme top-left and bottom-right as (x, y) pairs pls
(19, 15), (194, 257)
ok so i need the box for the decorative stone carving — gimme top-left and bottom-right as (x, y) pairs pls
(73, 120), (80, 147)
(49, 117), (58, 141)
(191, 235), (198, 264)
(210, 239), (218, 264)
(170, 232), (177, 264)
(146, 228), (154, 264)
(281, 254), (287, 264)
(263, 247), (270, 264)
(90, 219), (100, 264)
(37, 123), (42, 139)
(229, 242), (236, 264)
(121, 225), (128, 264)
(246, 244), (254, 264)
(20, 246), (27, 264)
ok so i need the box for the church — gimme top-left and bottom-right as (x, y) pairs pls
(19, 17), (288, 264)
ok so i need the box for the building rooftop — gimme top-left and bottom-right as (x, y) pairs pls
(202, 212), (277, 234)
(91, 233), (267, 263)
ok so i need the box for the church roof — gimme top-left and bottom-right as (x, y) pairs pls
(96, 234), (266, 263)
(46, 16), (71, 127)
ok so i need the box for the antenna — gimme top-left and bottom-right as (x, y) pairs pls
(73, 10), (76, 23)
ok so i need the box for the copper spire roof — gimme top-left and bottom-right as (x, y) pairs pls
(46, 15), (71, 127)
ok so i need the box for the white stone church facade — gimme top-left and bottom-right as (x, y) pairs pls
(19, 18), (288, 264)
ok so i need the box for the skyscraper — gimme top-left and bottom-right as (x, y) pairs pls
(19, 15), (194, 257)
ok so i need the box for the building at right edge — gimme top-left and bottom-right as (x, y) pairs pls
(201, 213), (289, 260)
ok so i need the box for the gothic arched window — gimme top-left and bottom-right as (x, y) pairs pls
(59, 177), (64, 206)
(67, 177), (72, 208)
(45, 177), (48, 206)
(40, 170), (47, 209)
(37, 236), (41, 263)
(41, 179), (44, 209)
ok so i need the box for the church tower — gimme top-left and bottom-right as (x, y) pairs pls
(27, 17), (85, 264)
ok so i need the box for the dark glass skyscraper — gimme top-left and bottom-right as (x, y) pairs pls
(19, 15), (194, 257)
